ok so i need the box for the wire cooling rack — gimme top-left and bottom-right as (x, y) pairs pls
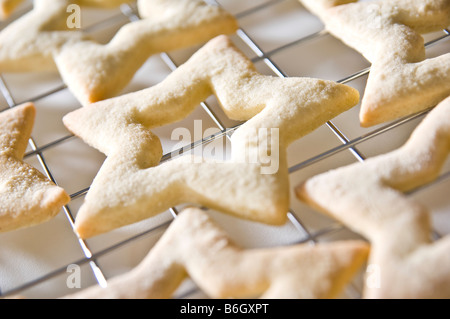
(0, 0), (449, 299)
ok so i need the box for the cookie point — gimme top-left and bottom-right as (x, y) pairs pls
(359, 112), (377, 128)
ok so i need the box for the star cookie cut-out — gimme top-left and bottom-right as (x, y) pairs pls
(299, 0), (450, 127)
(0, 0), (237, 103)
(0, 0), (84, 72)
(63, 207), (369, 299)
(55, 0), (239, 105)
(0, 103), (70, 232)
(0, 0), (132, 72)
(63, 35), (360, 238)
(296, 95), (450, 298)
(0, 0), (133, 20)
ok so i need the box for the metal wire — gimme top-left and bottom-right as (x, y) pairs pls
(0, 75), (108, 291)
(0, 0), (449, 298)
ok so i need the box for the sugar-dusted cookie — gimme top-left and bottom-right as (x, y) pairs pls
(63, 207), (369, 299)
(0, 0), (24, 20)
(299, 0), (450, 127)
(55, 0), (239, 105)
(0, 0), (238, 104)
(299, 0), (356, 13)
(63, 35), (360, 238)
(296, 96), (450, 298)
(0, 0), (83, 72)
(0, 0), (133, 72)
(0, 103), (70, 232)
(78, 0), (132, 7)
(0, 0), (132, 20)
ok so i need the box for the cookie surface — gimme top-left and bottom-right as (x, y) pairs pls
(299, 0), (450, 127)
(63, 207), (369, 299)
(0, 0), (132, 71)
(63, 35), (360, 238)
(0, 0), (83, 72)
(55, 0), (239, 105)
(0, 103), (70, 232)
(296, 96), (450, 298)
(0, 0), (24, 19)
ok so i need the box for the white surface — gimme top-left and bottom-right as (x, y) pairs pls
(0, 0), (448, 299)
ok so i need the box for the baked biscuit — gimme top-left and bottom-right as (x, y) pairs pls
(55, 0), (239, 105)
(0, 0), (84, 72)
(0, 0), (133, 71)
(0, 0), (132, 20)
(78, 0), (132, 7)
(299, 0), (450, 127)
(63, 207), (369, 299)
(0, 0), (24, 20)
(296, 96), (450, 298)
(0, 103), (70, 232)
(299, 0), (356, 13)
(63, 35), (360, 238)
(0, 0), (238, 104)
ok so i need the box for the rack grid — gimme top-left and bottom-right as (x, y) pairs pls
(0, 0), (449, 299)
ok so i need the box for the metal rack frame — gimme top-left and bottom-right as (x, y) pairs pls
(0, 0), (449, 298)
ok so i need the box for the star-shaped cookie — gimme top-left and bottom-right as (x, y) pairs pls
(55, 0), (239, 105)
(63, 207), (369, 299)
(0, 0), (84, 72)
(0, 0), (125, 20)
(63, 35), (360, 238)
(0, 0), (236, 96)
(299, 0), (450, 127)
(0, 0), (137, 72)
(0, 103), (70, 232)
(296, 95), (450, 298)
